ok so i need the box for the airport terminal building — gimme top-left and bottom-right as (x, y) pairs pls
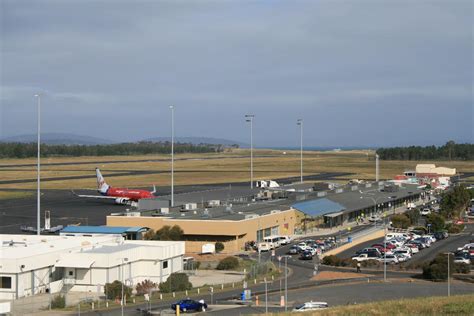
(106, 181), (423, 253)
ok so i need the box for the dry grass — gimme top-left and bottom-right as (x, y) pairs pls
(291, 294), (474, 315)
(0, 149), (472, 190)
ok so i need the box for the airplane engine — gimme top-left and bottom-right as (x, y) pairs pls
(115, 198), (130, 205)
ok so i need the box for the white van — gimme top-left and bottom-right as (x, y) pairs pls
(264, 236), (281, 248)
(278, 235), (291, 245)
(258, 242), (271, 252)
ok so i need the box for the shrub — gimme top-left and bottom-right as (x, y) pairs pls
(446, 224), (464, 234)
(361, 259), (380, 268)
(216, 256), (239, 270)
(413, 226), (427, 234)
(159, 273), (192, 293)
(215, 242), (225, 253)
(454, 263), (470, 274)
(322, 255), (340, 266)
(391, 214), (410, 229)
(51, 295), (65, 309)
(105, 280), (132, 300)
(422, 253), (454, 281)
(135, 279), (157, 296)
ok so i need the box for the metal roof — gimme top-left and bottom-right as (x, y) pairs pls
(61, 226), (147, 234)
(292, 198), (346, 217)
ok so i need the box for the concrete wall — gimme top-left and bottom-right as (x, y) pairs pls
(106, 209), (297, 253)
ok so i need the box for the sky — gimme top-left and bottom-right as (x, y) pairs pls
(0, 0), (472, 147)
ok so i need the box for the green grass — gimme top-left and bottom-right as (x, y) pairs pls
(0, 191), (34, 200)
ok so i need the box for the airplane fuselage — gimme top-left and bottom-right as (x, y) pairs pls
(102, 187), (154, 201)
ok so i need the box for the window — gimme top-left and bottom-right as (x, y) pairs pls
(163, 261), (168, 269)
(0, 277), (12, 289)
(68, 271), (74, 276)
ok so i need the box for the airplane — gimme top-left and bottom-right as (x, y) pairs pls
(73, 168), (156, 205)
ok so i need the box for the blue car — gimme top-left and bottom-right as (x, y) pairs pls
(171, 299), (207, 312)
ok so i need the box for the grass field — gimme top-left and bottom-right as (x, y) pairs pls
(0, 149), (472, 191)
(284, 294), (474, 315)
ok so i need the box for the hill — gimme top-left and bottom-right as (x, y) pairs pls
(0, 133), (113, 145)
(142, 136), (246, 147)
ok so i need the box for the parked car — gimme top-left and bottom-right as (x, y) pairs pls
(404, 244), (420, 254)
(454, 253), (471, 265)
(420, 208), (431, 216)
(378, 254), (399, 264)
(278, 236), (292, 245)
(288, 245), (300, 255)
(300, 250), (313, 260)
(171, 299), (207, 312)
(352, 253), (378, 262)
(258, 242), (271, 252)
(293, 301), (329, 312)
(356, 247), (382, 256)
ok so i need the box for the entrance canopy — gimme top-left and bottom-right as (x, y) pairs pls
(292, 198), (345, 217)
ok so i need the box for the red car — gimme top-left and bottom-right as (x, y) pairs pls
(373, 243), (396, 250)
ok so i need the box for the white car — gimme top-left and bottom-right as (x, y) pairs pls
(394, 249), (412, 258)
(293, 301), (329, 312)
(378, 254), (399, 264)
(307, 247), (317, 256)
(454, 255), (471, 265)
(278, 236), (292, 245)
(297, 243), (308, 252)
(420, 208), (431, 216)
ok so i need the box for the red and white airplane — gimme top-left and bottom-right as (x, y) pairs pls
(74, 168), (156, 205)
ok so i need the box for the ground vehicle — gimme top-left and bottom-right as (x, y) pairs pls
(454, 254), (471, 265)
(257, 242), (271, 252)
(378, 254), (399, 264)
(278, 236), (291, 245)
(405, 243), (419, 253)
(264, 236), (281, 248)
(300, 250), (313, 260)
(288, 245), (300, 255)
(171, 299), (207, 312)
(352, 253), (377, 262)
(394, 249), (412, 258)
(356, 248), (382, 257)
(293, 301), (329, 312)
(457, 243), (474, 252)
(307, 247), (317, 256)
(420, 208), (431, 216)
(297, 242), (308, 251)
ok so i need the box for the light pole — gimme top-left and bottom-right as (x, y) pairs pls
(245, 115), (254, 189)
(284, 255), (288, 312)
(120, 258), (129, 316)
(297, 119), (303, 183)
(446, 253), (451, 297)
(170, 105), (174, 207)
(383, 217), (387, 282)
(34, 94), (41, 235)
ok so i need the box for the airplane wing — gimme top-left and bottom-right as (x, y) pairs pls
(71, 190), (128, 200)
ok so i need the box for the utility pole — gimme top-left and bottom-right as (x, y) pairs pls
(375, 154), (379, 182)
(297, 119), (303, 183)
(245, 115), (254, 189)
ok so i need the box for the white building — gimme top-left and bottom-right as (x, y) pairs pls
(0, 234), (184, 300)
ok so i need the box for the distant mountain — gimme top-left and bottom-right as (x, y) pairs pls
(142, 137), (246, 147)
(0, 133), (114, 145)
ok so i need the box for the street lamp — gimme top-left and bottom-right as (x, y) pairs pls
(170, 105), (174, 207)
(245, 115), (254, 189)
(445, 252), (451, 297)
(120, 258), (129, 316)
(297, 119), (303, 183)
(34, 94), (41, 236)
(284, 255), (288, 312)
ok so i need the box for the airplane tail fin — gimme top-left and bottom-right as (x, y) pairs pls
(96, 168), (110, 194)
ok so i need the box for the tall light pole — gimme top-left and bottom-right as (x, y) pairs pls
(34, 94), (41, 235)
(446, 253), (451, 297)
(170, 105), (174, 207)
(297, 119), (303, 183)
(245, 115), (254, 189)
(284, 255), (288, 312)
(375, 154), (379, 182)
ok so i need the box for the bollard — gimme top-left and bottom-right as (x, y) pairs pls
(367, 278), (370, 283)
(280, 296), (285, 307)
(133, 298), (136, 304)
(176, 304), (180, 316)
(160, 293), (163, 300)
(271, 275), (274, 281)
(91, 302), (94, 310)
(173, 292), (176, 298)
(197, 288), (200, 294)
(254, 279), (257, 284)
(106, 301), (109, 308)
(256, 295), (259, 306)
(232, 282), (235, 288)
(221, 284), (224, 290)
(185, 290), (188, 296)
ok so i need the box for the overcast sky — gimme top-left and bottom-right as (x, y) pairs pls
(0, 0), (472, 147)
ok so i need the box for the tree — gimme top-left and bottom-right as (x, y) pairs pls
(425, 213), (445, 232)
(144, 225), (184, 241)
(391, 214), (410, 229)
(440, 185), (471, 219)
(405, 209), (420, 226)
(422, 253), (454, 281)
(136, 279), (157, 296)
(159, 273), (192, 293)
(104, 280), (132, 301)
(215, 242), (225, 253)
